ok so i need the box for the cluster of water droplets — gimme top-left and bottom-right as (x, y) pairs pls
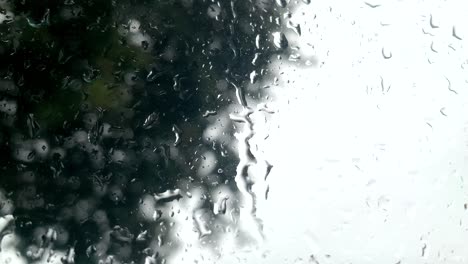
(0, 0), (300, 263)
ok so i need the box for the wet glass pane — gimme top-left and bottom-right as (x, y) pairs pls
(1, 0), (468, 264)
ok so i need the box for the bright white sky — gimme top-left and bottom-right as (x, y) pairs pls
(256, 0), (468, 263)
(173, 0), (468, 263)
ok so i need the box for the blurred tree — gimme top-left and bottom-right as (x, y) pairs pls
(0, 0), (284, 263)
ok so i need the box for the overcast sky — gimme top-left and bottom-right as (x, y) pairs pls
(172, 0), (468, 263)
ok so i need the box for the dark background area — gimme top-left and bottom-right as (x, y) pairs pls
(0, 0), (285, 263)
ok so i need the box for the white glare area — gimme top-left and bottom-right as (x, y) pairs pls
(170, 0), (468, 264)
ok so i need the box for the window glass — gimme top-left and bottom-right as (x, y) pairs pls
(1, 1), (468, 264)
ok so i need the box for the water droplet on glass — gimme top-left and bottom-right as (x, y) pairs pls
(287, 21), (301, 36)
(146, 68), (164, 82)
(152, 210), (162, 221)
(202, 110), (217, 117)
(255, 34), (261, 49)
(289, 53), (301, 61)
(275, 0), (288, 8)
(154, 189), (182, 203)
(382, 47), (392, 59)
(143, 112), (159, 129)
(272, 32), (288, 49)
(214, 196), (228, 215)
(364, 2), (381, 8)
(172, 125), (182, 146)
(250, 70), (259, 84)
(452, 26), (462, 40)
(193, 209), (212, 238)
(26, 114), (40, 138)
(429, 14), (438, 29)
(207, 4), (221, 19)
(252, 53), (260, 65)
(136, 230), (148, 242)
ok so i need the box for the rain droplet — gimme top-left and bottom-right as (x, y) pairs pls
(382, 47), (392, 59)
(275, 0), (288, 8)
(215, 197), (228, 215)
(153, 189), (182, 202)
(193, 209), (212, 238)
(429, 14), (438, 29)
(152, 210), (162, 221)
(250, 70), (259, 84)
(452, 26), (462, 40)
(251, 53), (260, 66)
(27, 151), (36, 161)
(136, 230), (148, 241)
(272, 32), (288, 49)
(440, 107), (447, 116)
(364, 2), (380, 8)
(143, 112), (159, 129)
(289, 53), (301, 61)
(445, 76), (457, 94)
(420, 243), (427, 257)
(207, 4), (221, 19)
(172, 125), (182, 146)
(85, 245), (96, 258)
(58, 49), (72, 64)
(255, 34), (261, 49)
(203, 110), (217, 117)
(27, 113), (41, 138)
(146, 69), (164, 82)
(287, 21), (301, 36)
